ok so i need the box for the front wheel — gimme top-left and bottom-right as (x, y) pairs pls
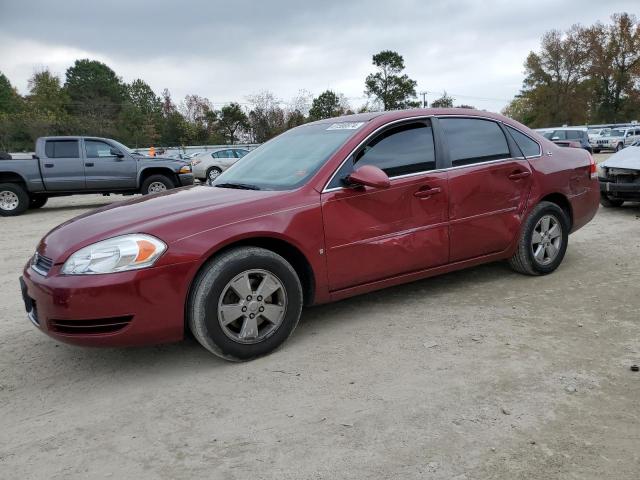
(600, 193), (624, 208)
(0, 183), (30, 216)
(141, 174), (175, 195)
(616, 143), (624, 152)
(509, 201), (569, 276)
(188, 247), (303, 361)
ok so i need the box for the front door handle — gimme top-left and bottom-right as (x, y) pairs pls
(508, 170), (531, 180)
(414, 186), (442, 198)
(85, 162), (94, 167)
(44, 163), (54, 168)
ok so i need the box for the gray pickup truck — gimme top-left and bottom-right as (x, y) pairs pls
(0, 136), (193, 216)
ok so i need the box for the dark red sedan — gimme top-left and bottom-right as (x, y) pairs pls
(20, 109), (600, 361)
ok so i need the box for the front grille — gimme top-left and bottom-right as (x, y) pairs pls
(31, 253), (53, 276)
(49, 316), (133, 335)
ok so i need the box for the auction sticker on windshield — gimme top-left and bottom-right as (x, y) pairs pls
(326, 122), (364, 130)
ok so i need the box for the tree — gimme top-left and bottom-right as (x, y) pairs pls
(430, 91), (455, 108)
(217, 103), (249, 144)
(584, 13), (640, 122)
(308, 90), (345, 120)
(0, 72), (21, 114)
(364, 50), (419, 110)
(118, 79), (162, 147)
(246, 90), (287, 143)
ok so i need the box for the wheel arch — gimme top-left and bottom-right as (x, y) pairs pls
(539, 192), (573, 229)
(138, 167), (178, 187)
(0, 171), (29, 189)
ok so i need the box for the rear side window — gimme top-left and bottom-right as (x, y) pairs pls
(440, 118), (510, 167)
(234, 149), (248, 158)
(45, 140), (79, 158)
(355, 122), (436, 177)
(506, 126), (541, 157)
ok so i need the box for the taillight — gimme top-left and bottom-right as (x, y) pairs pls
(588, 153), (597, 179)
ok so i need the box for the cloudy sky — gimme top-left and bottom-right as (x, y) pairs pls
(0, 0), (635, 112)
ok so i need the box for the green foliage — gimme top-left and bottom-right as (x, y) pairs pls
(217, 103), (249, 144)
(430, 91), (454, 108)
(308, 90), (345, 120)
(365, 50), (419, 110)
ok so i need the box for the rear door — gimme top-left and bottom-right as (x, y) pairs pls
(439, 117), (532, 262)
(40, 139), (85, 191)
(321, 119), (449, 291)
(83, 139), (137, 190)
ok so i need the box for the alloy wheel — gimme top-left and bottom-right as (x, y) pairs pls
(217, 269), (287, 344)
(148, 181), (167, 193)
(531, 214), (562, 265)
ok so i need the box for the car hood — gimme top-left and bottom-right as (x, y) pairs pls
(601, 146), (640, 170)
(38, 185), (302, 262)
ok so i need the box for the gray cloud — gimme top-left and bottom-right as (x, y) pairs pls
(0, 0), (636, 111)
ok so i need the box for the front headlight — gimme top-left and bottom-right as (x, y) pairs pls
(597, 164), (606, 178)
(192, 160), (201, 166)
(179, 165), (191, 173)
(61, 234), (166, 275)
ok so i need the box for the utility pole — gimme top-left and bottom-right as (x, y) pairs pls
(420, 91), (428, 108)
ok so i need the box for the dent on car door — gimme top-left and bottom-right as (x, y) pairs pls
(321, 120), (449, 291)
(440, 117), (532, 262)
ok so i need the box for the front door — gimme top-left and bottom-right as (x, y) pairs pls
(439, 117), (532, 262)
(321, 120), (449, 291)
(40, 139), (85, 191)
(83, 139), (137, 190)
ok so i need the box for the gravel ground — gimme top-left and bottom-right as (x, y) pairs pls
(1, 165), (639, 479)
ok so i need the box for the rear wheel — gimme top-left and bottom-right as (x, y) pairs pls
(509, 201), (569, 276)
(600, 193), (624, 208)
(0, 183), (29, 216)
(188, 247), (303, 361)
(29, 195), (48, 209)
(141, 174), (175, 195)
(206, 167), (222, 185)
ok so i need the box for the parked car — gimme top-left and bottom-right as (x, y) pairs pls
(592, 127), (640, 153)
(587, 127), (610, 140)
(597, 140), (640, 207)
(0, 136), (193, 216)
(542, 128), (592, 153)
(20, 109), (599, 361)
(191, 148), (249, 183)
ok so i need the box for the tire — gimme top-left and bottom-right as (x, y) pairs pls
(141, 174), (175, 195)
(0, 183), (30, 217)
(206, 167), (222, 185)
(509, 201), (570, 276)
(616, 143), (624, 152)
(188, 247), (303, 361)
(29, 195), (48, 209)
(600, 193), (624, 208)
(593, 148), (600, 153)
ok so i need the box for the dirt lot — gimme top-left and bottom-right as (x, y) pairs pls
(1, 174), (639, 479)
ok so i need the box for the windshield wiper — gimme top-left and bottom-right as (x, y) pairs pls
(214, 182), (261, 190)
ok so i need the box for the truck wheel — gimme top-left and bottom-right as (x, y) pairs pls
(509, 201), (569, 276)
(188, 247), (303, 361)
(29, 195), (48, 209)
(141, 175), (175, 195)
(600, 193), (624, 208)
(0, 183), (29, 217)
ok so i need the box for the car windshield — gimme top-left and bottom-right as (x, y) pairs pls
(604, 129), (624, 137)
(213, 122), (362, 190)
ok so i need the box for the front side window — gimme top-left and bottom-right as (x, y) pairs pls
(213, 122), (360, 190)
(85, 140), (116, 158)
(45, 140), (79, 158)
(354, 122), (436, 177)
(440, 118), (511, 167)
(506, 126), (541, 157)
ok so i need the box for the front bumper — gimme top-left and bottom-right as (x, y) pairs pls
(177, 173), (194, 186)
(599, 179), (640, 198)
(20, 259), (198, 347)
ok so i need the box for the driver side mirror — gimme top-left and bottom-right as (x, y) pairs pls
(346, 165), (390, 189)
(110, 148), (124, 158)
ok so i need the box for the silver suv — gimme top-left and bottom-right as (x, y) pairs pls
(592, 127), (640, 153)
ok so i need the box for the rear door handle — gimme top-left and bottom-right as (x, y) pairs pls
(85, 162), (94, 167)
(414, 186), (442, 198)
(508, 170), (531, 180)
(44, 163), (54, 168)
